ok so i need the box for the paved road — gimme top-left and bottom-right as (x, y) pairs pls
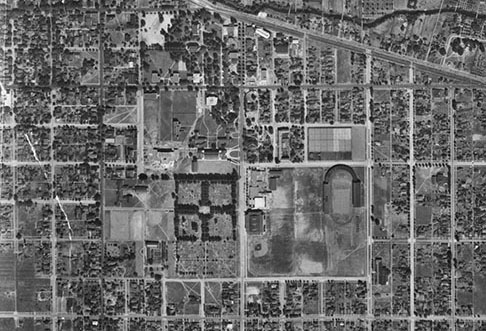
(241, 83), (484, 89)
(407, 84), (416, 330)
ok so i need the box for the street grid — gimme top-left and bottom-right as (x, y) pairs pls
(1, 1), (486, 330)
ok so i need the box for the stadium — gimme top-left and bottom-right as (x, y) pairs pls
(323, 164), (363, 224)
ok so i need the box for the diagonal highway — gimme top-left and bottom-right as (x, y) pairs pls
(190, 0), (486, 85)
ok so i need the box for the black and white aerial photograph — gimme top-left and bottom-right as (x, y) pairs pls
(1, 0), (486, 329)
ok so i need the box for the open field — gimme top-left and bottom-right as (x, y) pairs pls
(144, 91), (197, 144)
(195, 160), (237, 174)
(170, 91), (197, 142)
(474, 275), (486, 314)
(249, 167), (366, 277)
(336, 49), (351, 83)
(144, 93), (171, 144)
(16, 266), (51, 312)
(142, 50), (173, 82)
(166, 281), (201, 316)
(194, 109), (219, 142)
(0, 246), (15, 312)
(145, 210), (175, 241)
(0, 319), (15, 330)
(372, 166), (391, 238)
(104, 210), (144, 241)
(294, 167), (324, 213)
(104, 178), (175, 208)
(140, 12), (173, 46)
(17, 203), (52, 239)
(372, 165), (410, 239)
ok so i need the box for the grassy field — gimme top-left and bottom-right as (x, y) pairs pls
(17, 203), (50, 238)
(0, 247), (15, 312)
(194, 109), (219, 139)
(204, 282), (222, 306)
(474, 275), (486, 314)
(78, 52), (100, 85)
(456, 243), (473, 310)
(104, 179), (144, 208)
(104, 178), (174, 209)
(166, 281), (201, 315)
(328, 169), (353, 217)
(16, 275), (51, 313)
(0, 319), (15, 330)
(144, 91), (197, 144)
(144, 93), (171, 144)
(372, 166), (391, 238)
(195, 160), (237, 174)
(142, 50), (173, 82)
(147, 180), (175, 209)
(104, 210), (144, 241)
(171, 91), (197, 142)
(159, 92), (174, 142)
(145, 211), (175, 241)
(336, 49), (351, 84)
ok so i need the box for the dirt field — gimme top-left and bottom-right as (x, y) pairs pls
(294, 168), (323, 213)
(140, 12), (173, 46)
(249, 166), (366, 277)
(269, 169), (294, 210)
